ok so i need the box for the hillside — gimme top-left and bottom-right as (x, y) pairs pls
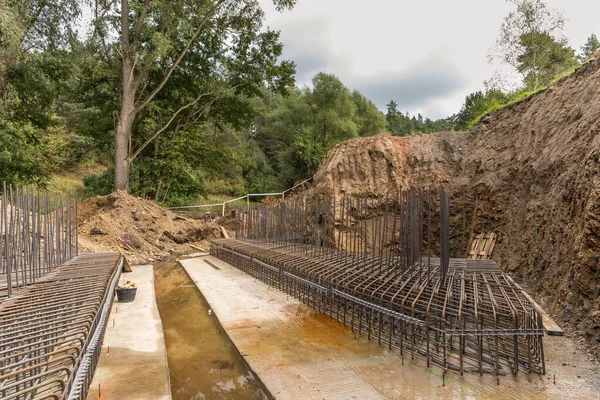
(310, 57), (600, 356)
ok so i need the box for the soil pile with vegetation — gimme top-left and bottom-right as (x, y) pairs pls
(310, 56), (600, 358)
(78, 191), (222, 264)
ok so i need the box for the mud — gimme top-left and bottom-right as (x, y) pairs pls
(153, 259), (269, 400)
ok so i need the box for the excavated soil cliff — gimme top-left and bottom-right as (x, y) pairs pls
(310, 57), (600, 357)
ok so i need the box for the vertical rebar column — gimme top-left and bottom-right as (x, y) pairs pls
(440, 187), (450, 282)
(3, 183), (11, 297)
(0, 183), (79, 295)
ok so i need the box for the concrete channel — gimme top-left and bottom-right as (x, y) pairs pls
(153, 258), (269, 400)
(180, 255), (600, 400)
(87, 265), (171, 400)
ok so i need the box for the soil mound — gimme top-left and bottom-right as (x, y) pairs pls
(78, 191), (222, 264)
(310, 57), (600, 358)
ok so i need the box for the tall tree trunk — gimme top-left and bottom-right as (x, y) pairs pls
(114, 56), (136, 191)
(115, 0), (134, 191)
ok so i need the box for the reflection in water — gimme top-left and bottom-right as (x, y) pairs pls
(154, 260), (269, 400)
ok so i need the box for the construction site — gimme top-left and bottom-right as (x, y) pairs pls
(2, 49), (600, 400)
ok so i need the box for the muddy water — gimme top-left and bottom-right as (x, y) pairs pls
(154, 260), (270, 400)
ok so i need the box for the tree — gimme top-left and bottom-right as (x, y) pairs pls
(0, 3), (22, 89)
(578, 34), (600, 63)
(517, 32), (577, 90)
(384, 100), (452, 136)
(307, 73), (358, 149)
(91, 0), (297, 191)
(0, 2), (89, 185)
(453, 90), (507, 130)
(253, 73), (389, 186)
(8, 0), (81, 51)
(385, 100), (399, 132)
(490, 0), (568, 87)
(351, 91), (386, 137)
(0, 89), (48, 184)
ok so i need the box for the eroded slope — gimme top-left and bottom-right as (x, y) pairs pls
(311, 57), (600, 356)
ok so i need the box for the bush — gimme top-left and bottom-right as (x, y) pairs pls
(83, 170), (113, 197)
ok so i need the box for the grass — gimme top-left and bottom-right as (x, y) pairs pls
(467, 60), (592, 130)
(47, 175), (85, 198)
(173, 193), (283, 218)
(190, 194), (249, 213)
(466, 87), (543, 130)
(197, 193), (284, 207)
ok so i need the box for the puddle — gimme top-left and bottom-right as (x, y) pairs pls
(154, 260), (270, 400)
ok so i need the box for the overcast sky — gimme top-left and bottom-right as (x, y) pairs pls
(259, 0), (599, 119)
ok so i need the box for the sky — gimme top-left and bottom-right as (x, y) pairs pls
(259, 0), (600, 119)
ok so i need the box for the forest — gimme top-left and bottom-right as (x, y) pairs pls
(0, 0), (598, 205)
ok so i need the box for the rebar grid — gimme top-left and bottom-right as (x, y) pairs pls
(1, 183), (78, 300)
(211, 188), (545, 376)
(0, 253), (123, 400)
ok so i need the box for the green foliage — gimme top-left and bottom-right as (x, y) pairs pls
(0, 3), (22, 88)
(3, 0), (592, 208)
(454, 91), (508, 130)
(517, 32), (577, 90)
(124, 120), (280, 205)
(89, 0), (299, 189)
(254, 73), (386, 187)
(241, 139), (279, 194)
(308, 73), (358, 146)
(47, 176), (85, 198)
(455, 86), (552, 130)
(491, 0), (571, 89)
(41, 120), (98, 173)
(8, 0), (81, 51)
(0, 32), (105, 186)
(0, 93), (47, 184)
(467, 0), (583, 130)
(578, 34), (600, 63)
(62, 49), (120, 152)
(385, 101), (453, 136)
(83, 171), (113, 198)
(352, 91), (387, 137)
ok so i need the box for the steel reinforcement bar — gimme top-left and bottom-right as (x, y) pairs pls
(1, 183), (78, 300)
(211, 240), (545, 376)
(0, 252), (124, 400)
(210, 188), (545, 376)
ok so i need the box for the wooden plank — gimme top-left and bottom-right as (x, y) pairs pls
(190, 244), (207, 252)
(505, 276), (565, 336)
(481, 233), (497, 259)
(467, 233), (483, 259)
(540, 312), (565, 336)
(220, 226), (230, 239)
(468, 232), (496, 260)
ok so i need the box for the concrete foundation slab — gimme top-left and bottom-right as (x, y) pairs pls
(181, 256), (600, 400)
(87, 265), (171, 400)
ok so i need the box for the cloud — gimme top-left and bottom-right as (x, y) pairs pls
(272, 14), (468, 118)
(274, 16), (345, 84)
(261, 0), (600, 119)
(348, 59), (469, 118)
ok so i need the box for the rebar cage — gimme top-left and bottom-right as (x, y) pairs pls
(210, 188), (545, 376)
(0, 183), (122, 399)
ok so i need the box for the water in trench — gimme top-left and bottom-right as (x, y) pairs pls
(154, 259), (270, 400)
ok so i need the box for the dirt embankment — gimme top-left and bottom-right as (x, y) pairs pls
(311, 57), (600, 357)
(78, 191), (222, 264)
